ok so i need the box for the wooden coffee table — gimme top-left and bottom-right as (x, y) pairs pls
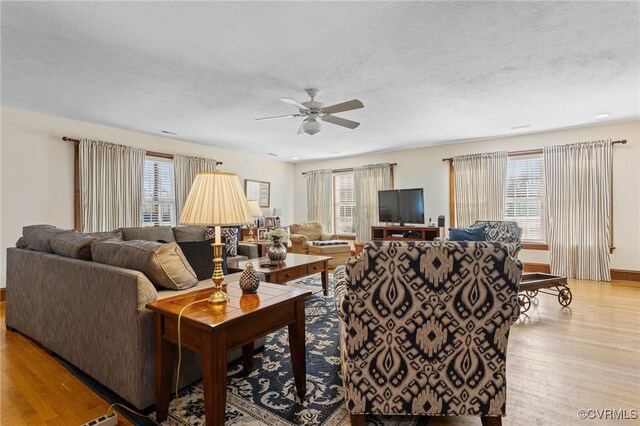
(147, 281), (311, 426)
(227, 253), (331, 296)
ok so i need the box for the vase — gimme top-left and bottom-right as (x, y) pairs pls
(239, 263), (260, 294)
(267, 241), (287, 264)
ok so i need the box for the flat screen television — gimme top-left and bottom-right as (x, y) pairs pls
(378, 188), (425, 225)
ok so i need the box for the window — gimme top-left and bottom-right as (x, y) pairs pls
(333, 172), (356, 234)
(505, 154), (546, 242)
(142, 156), (176, 227)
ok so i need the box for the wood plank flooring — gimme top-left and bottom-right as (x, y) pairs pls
(1, 279), (639, 426)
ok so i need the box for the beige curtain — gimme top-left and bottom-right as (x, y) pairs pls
(306, 169), (333, 231)
(354, 163), (392, 242)
(174, 154), (218, 220)
(544, 140), (612, 281)
(79, 139), (145, 232)
(453, 151), (507, 227)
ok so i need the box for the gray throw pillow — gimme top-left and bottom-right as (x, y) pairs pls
(22, 224), (67, 252)
(50, 230), (97, 260)
(15, 236), (29, 249)
(91, 239), (197, 290)
(88, 229), (124, 240)
(121, 226), (176, 242)
(204, 227), (238, 257)
(172, 226), (207, 242)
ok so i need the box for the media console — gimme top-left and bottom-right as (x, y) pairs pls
(371, 225), (445, 241)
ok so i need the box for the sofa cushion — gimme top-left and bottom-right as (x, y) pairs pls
(91, 239), (197, 290)
(204, 227), (239, 257)
(121, 226), (175, 243)
(22, 225), (67, 252)
(173, 226), (206, 242)
(449, 227), (486, 241)
(175, 239), (228, 280)
(290, 221), (324, 241)
(88, 229), (124, 240)
(50, 230), (97, 260)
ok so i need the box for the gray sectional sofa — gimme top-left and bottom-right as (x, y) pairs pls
(5, 224), (261, 410)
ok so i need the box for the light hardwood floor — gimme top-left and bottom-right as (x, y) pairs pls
(2, 279), (639, 426)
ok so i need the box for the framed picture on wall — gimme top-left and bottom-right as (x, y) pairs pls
(245, 179), (270, 207)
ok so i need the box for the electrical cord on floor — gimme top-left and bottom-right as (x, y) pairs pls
(106, 403), (157, 423)
(98, 298), (210, 426)
(175, 298), (210, 425)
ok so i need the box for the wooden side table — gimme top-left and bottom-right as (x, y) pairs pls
(227, 253), (331, 296)
(147, 282), (311, 426)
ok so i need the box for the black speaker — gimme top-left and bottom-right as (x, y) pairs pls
(438, 215), (445, 227)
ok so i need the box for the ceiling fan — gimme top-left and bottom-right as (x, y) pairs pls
(255, 89), (364, 135)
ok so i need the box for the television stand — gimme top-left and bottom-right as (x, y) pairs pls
(371, 225), (445, 241)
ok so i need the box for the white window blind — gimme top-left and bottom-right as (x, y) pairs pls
(333, 172), (356, 234)
(142, 156), (176, 227)
(505, 154), (546, 242)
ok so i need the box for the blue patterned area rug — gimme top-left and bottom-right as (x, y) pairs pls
(151, 274), (425, 426)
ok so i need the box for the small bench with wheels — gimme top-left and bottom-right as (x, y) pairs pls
(517, 272), (572, 314)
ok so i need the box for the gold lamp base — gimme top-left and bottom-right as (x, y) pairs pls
(247, 227), (256, 244)
(209, 241), (229, 303)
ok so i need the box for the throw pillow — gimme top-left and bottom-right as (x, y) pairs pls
(175, 239), (228, 280)
(204, 227), (238, 257)
(172, 226), (207, 242)
(22, 225), (67, 252)
(91, 239), (198, 290)
(448, 227), (486, 241)
(120, 226), (176, 242)
(15, 237), (29, 249)
(88, 229), (124, 240)
(50, 230), (97, 260)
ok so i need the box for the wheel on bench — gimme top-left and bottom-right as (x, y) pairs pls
(526, 289), (538, 298)
(518, 293), (531, 313)
(558, 288), (572, 307)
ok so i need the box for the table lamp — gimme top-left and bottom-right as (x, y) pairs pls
(246, 200), (263, 243)
(179, 172), (253, 303)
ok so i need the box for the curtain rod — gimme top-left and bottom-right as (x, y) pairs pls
(62, 136), (223, 165)
(301, 163), (397, 176)
(441, 139), (628, 162)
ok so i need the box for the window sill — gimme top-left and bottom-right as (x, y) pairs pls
(521, 243), (616, 253)
(522, 243), (548, 250)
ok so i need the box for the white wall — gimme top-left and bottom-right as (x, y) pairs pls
(0, 107), (295, 287)
(294, 120), (640, 270)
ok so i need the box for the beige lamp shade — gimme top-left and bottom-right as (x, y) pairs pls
(179, 172), (253, 226)
(247, 200), (263, 217)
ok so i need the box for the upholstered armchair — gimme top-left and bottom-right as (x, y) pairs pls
(334, 240), (523, 426)
(289, 221), (338, 254)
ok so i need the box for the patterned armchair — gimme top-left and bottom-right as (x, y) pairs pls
(334, 240), (523, 426)
(470, 220), (523, 244)
(289, 221), (338, 254)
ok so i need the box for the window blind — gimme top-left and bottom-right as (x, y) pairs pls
(142, 156), (176, 227)
(334, 172), (356, 234)
(505, 154), (546, 242)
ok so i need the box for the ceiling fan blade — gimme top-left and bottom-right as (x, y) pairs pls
(297, 121), (305, 134)
(255, 114), (301, 121)
(321, 99), (364, 114)
(280, 98), (309, 110)
(322, 114), (360, 129)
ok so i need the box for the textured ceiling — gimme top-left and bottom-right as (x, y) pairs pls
(1, 1), (639, 162)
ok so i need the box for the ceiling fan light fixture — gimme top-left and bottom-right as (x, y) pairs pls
(302, 116), (321, 135)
